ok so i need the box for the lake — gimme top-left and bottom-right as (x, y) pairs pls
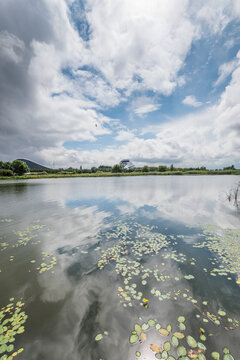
(0, 175), (240, 360)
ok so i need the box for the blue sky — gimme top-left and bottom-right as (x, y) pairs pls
(0, 0), (240, 168)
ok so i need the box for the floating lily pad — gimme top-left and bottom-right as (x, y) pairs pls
(95, 334), (103, 341)
(164, 342), (171, 352)
(179, 323), (186, 331)
(134, 324), (142, 333)
(142, 323), (149, 331)
(148, 319), (156, 326)
(198, 354), (206, 360)
(218, 309), (226, 316)
(223, 354), (234, 360)
(171, 335), (179, 347)
(178, 346), (187, 356)
(178, 316), (185, 323)
(129, 334), (139, 344)
(186, 336), (197, 348)
(211, 352), (220, 360)
(173, 332), (184, 339)
(158, 328), (169, 336)
(161, 350), (168, 359)
(150, 344), (162, 353)
(197, 343), (206, 351)
(166, 324), (172, 333)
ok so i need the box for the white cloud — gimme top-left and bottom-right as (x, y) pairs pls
(42, 56), (240, 169)
(115, 130), (135, 142)
(86, 0), (196, 95)
(182, 95), (202, 107)
(214, 51), (240, 86)
(0, 0), (240, 167)
(130, 96), (161, 116)
(0, 30), (25, 63)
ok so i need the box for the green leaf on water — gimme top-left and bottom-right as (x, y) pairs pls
(95, 334), (103, 341)
(134, 324), (142, 333)
(179, 323), (186, 331)
(161, 350), (168, 359)
(198, 354), (206, 360)
(177, 346), (187, 356)
(218, 309), (226, 316)
(164, 342), (171, 352)
(129, 334), (139, 344)
(171, 336), (179, 347)
(178, 316), (185, 323)
(211, 352), (220, 360)
(223, 348), (230, 354)
(223, 354), (234, 360)
(186, 335), (197, 348)
(197, 343), (206, 351)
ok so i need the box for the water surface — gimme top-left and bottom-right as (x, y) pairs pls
(0, 176), (240, 360)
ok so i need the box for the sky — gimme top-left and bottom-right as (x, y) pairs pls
(0, 0), (240, 169)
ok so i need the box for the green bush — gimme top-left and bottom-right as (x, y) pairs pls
(0, 169), (14, 176)
(112, 164), (123, 173)
(158, 165), (168, 172)
(11, 160), (29, 175)
(142, 166), (149, 172)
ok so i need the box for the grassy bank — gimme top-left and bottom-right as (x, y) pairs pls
(1, 169), (240, 180)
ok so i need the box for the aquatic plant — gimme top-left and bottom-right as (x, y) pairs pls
(0, 298), (27, 359)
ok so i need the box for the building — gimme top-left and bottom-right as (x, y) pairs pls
(119, 159), (135, 169)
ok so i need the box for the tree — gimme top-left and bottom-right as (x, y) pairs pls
(142, 166), (149, 172)
(91, 167), (97, 173)
(112, 164), (123, 173)
(11, 160), (29, 175)
(170, 164), (174, 171)
(158, 165), (168, 172)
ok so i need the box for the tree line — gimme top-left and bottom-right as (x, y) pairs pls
(0, 160), (237, 177)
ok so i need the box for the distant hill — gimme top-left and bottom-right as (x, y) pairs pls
(17, 159), (50, 170)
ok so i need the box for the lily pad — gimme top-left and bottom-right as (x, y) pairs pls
(134, 324), (142, 333)
(186, 335), (197, 348)
(129, 334), (139, 344)
(171, 335), (179, 347)
(178, 316), (185, 323)
(223, 355), (234, 360)
(178, 346), (187, 356)
(158, 328), (169, 336)
(173, 332), (184, 339)
(95, 334), (103, 341)
(164, 342), (171, 352)
(218, 309), (226, 316)
(211, 352), (220, 360)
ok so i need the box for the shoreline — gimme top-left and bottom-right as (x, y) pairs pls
(1, 170), (240, 180)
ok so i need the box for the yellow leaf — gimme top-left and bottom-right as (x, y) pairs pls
(150, 344), (162, 353)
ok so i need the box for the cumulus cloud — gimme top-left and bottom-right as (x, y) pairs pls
(130, 96), (161, 116)
(214, 51), (240, 86)
(115, 130), (135, 142)
(0, 31), (25, 64)
(0, 0), (240, 167)
(182, 95), (203, 107)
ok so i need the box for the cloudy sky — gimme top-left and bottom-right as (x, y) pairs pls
(0, 0), (240, 168)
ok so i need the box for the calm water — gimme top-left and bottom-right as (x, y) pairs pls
(0, 176), (240, 360)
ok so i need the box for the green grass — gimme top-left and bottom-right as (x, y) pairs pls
(0, 169), (240, 180)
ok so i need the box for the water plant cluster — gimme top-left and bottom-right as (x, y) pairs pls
(128, 316), (235, 360)
(0, 298), (27, 360)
